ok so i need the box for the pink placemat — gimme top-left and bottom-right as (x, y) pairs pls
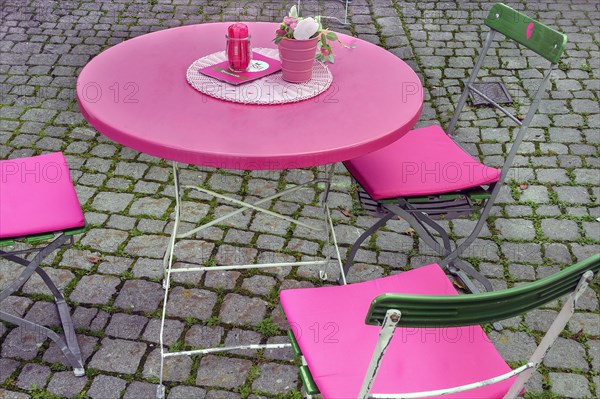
(186, 48), (333, 105)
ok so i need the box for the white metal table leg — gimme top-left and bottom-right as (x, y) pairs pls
(157, 162), (344, 397)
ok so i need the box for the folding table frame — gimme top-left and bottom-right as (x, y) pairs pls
(344, 3), (568, 294)
(0, 227), (87, 376)
(156, 162), (345, 398)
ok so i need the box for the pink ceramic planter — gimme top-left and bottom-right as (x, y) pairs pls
(278, 36), (319, 83)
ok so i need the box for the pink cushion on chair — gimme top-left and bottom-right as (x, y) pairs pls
(0, 152), (85, 239)
(280, 264), (514, 399)
(344, 125), (501, 200)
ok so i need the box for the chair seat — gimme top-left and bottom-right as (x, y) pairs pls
(344, 125), (501, 200)
(0, 152), (85, 239)
(280, 264), (514, 399)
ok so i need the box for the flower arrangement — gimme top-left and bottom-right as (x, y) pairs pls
(274, 5), (350, 63)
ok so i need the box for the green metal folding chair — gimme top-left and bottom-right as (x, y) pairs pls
(0, 152), (87, 376)
(281, 253), (599, 398)
(343, 3), (568, 293)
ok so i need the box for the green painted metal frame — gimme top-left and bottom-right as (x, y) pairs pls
(287, 329), (321, 395)
(385, 186), (492, 205)
(485, 3), (567, 63)
(346, 2), (568, 296)
(299, 365), (320, 396)
(366, 254), (599, 327)
(0, 225), (88, 248)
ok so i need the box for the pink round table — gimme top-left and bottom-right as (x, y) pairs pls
(77, 22), (423, 170)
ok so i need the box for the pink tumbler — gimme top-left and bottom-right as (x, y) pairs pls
(226, 23), (251, 72)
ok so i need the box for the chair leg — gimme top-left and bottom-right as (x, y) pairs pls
(384, 203), (493, 292)
(438, 192), (497, 266)
(35, 267), (84, 375)
(410, 211), (493, 292)
(0, 235), (67, 301)
(503, 271), (593, 398)
(410, 211), (486, 291)
(0, 235), (85, 376)
(359, 309), (401, 399)
(0, 310), (84, 375)
(340, 212), (394, 282)
(411, 211), (454, 255)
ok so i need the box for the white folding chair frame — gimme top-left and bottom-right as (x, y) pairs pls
(360, 271), (593, 399)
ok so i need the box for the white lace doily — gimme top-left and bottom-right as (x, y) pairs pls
(186, 48), (333, 105)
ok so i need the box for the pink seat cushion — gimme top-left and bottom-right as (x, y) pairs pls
(344, 125), (501, 200)
(0, 152), (85, 239)
(280, 264), (514, 399)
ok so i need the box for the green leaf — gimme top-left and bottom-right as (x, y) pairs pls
(317, 41), (323, 49)
(315, 16), (322, 30)
(289, 5), (298, 18)
(328, 54), (335, 63)
(321, 34), (327, 45)
(274, 37), (283, 44)
(326, 31), (338, 41)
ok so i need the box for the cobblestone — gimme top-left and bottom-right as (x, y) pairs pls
(129, 197), (171, 218)
(123, 381), (157, 399)
(0, 359), (19, 384)
(544, 337), (589, 371)
(16, 363), (50, 391)
(89, 338), (147, 374)
(1, 1), (598, 398)
(87, 375), (127, 399)
(70, 274), (120, 305)
(167, 287), (217, 320)
(252, 363), (298, 394)
(92, 192), (134, 213)
(196, 355), (252, 389)
(114, 279), (164, 313)
(548, 373), (591, 398)
(185, 325), (224, 349)
(241, 275), (277, 296)
(224, 328), (262, 356)
(169, 386), (207, 399)
(80, 228), (129, 252)
(22, 267), (74, 296)
(541, 219), (580, 241)
(219, 294), (267, 325)
(105, 313), (148, 340)
(495, 218), (536, 240)
(143, 318), (185, 346)
(1, 327), (46, 360)
(46, 371), (88, 398)
(144, 349), (193, 382)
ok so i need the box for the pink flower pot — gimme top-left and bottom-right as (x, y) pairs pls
(278, 36), (319, 83)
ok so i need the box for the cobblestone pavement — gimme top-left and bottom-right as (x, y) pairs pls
(1, 0), (599, 398)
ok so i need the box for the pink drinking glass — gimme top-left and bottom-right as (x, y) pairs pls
(225, 35), (252, 72)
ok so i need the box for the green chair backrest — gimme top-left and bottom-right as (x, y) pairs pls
(485, 3), (567, 63)
(366, 254), (599, 327)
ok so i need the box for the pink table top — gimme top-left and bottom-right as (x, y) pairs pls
(77, 22), (423, 170)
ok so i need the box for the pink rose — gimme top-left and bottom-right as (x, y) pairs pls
(321, 48), (330, 56)
(289, 21), (298, 30)
(283, 16), (297, 26)
(276, 29), (286, 37)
